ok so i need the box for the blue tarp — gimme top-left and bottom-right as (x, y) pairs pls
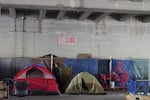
(112, 59), (134, 82)
(64, 58), (98, 76)
(127, 80), (148, 95)
(64, 58), (148, 84)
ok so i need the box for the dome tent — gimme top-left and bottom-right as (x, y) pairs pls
(13, 64), (59, 95)
(65, 72), (105, 94)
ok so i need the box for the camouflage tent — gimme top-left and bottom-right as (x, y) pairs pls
(65, 72), (105, 94)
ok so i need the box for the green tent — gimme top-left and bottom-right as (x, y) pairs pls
(65, 72), (105, 94)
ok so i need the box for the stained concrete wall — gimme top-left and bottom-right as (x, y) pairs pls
(0, 14), (150, 81)
(1, 0), (150, 14)
(0, 15), (150, 59)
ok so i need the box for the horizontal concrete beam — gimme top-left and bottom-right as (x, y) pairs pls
(132, 0), (143, 2)
(1, 0), (150, 15)
(0, 0), (81, 8)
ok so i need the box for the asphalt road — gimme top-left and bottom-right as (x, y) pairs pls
(7, 91), (127, 100)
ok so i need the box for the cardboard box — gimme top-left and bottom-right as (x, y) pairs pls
(0, 81), (8, 99)
(77, 53), (92, 58)
(126, 93), (150, 100)
(0, 81), (6, 90)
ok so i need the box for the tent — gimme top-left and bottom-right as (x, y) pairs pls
(13, 64), (59, 95)
(65, 72), (105, 94)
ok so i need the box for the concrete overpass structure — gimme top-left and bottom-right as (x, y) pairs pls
(0, 0), (150, 22)
(1, 0), (150, 83)
(0, 0), (150, 59)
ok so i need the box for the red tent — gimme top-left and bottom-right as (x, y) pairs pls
(13, 64), (59, 95)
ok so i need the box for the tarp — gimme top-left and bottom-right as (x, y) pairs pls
(60, 67), (72, 93)
(0, 58), (12, 80)
(13, 64), (59, 95)
(64, 58), (98, 76)
(132, 59), (148, 80)
(111, 59), (134, 85)
(31, 58), (51, 70)
(65, 72), (105, 94)
(0, 57), (31, 80)
(98, 59), (110, 74)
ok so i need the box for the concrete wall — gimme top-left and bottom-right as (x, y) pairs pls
(1, 0), (150, 14)
(0, 15), (150, 59)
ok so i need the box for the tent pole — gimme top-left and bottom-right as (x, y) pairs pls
(109, 56), (112, 88)
(51, 54), (53, 72)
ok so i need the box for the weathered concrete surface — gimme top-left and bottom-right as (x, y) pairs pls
(1, 0), (150, 14)
(7, 92), (126, 100)
(1, 15), (150, 59)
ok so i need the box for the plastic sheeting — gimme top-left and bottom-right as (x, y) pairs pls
(98, 59), (110, 74)
(61, 67), (72, 92)
(132, 59), (148, 80)
(11, 57), (31, 76)
(0, 58), (31, 80)
(0, 57), (55, 80)
(0, 58), (12, 80)
(111, 59), (134, 82)
(127, 80), (148, 95)
(64, 58), (98, 76)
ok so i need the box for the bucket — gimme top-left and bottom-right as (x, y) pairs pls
(110, 81), (115, 89)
